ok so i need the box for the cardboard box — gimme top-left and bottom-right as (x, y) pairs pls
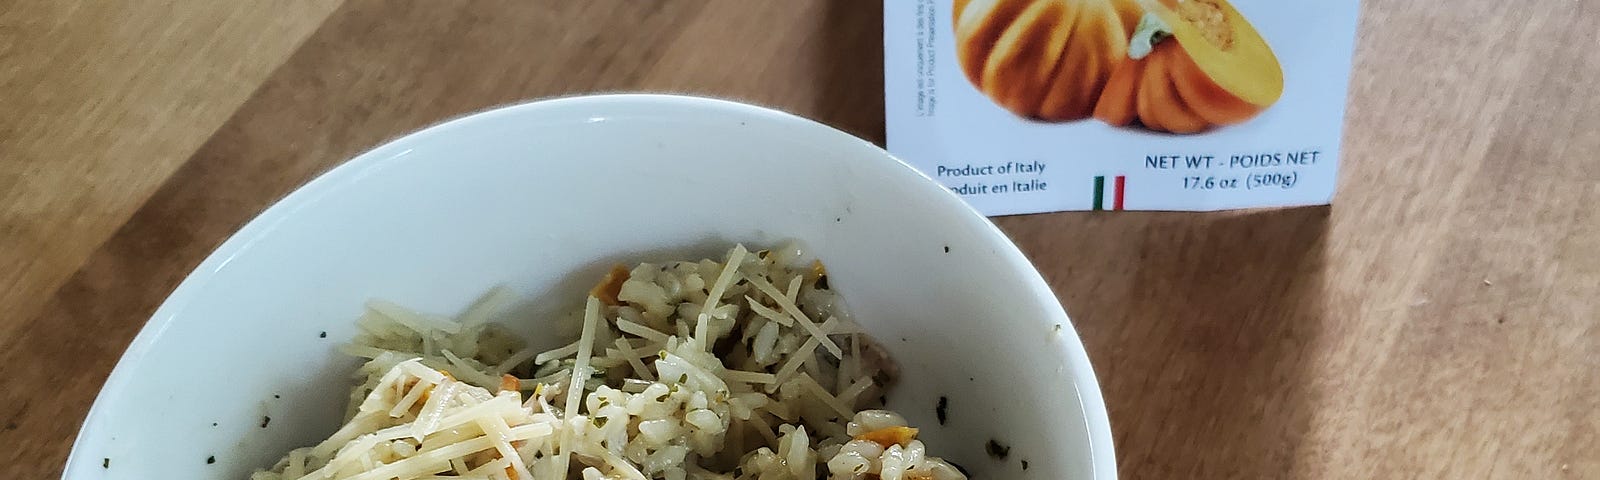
(886, 0), (1362, 214)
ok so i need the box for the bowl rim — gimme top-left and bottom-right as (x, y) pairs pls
(64, 93), (1116, 479)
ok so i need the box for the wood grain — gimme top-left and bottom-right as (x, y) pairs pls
(1, 0), (1595, 478)
(0, 0), (343, 345)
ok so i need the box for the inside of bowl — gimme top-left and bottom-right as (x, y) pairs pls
(68, 96), (1106, 479)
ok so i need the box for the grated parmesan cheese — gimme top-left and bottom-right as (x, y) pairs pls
(255, 245), (965, 480)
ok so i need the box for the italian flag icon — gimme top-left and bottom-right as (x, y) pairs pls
(1093, 175), (1126, 211)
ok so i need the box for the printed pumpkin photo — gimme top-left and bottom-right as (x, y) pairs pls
(1093, 0), (1284, 133)
(952, 0), (1283, 134)
(952, 0), (1142, 121)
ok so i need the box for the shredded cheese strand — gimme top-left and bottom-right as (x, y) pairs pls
(745, 275), (843, 358)
(771, 317), (840, 388)
(698, 244), (748, 347)
(533, 339), (582, 365)
(797, 373), (853, 419)
(613, 338), (655, 382)
(744, 297), (794, 327)
(555, 296), (603, 477)
(614, 318), (669, 343)
(721, 369), (778, 385)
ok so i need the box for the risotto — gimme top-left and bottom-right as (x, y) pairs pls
(252, 245), (966, 480)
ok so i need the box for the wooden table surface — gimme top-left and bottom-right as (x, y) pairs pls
(3, 1), (1596, 478)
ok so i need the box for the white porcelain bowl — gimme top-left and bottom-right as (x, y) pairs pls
(64, 94), (1114, 479)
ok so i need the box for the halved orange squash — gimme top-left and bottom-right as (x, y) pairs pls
(953, 0), (1143, 121)
(1092, 0), (1282, 133)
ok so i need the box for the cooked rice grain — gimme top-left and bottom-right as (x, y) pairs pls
(255, 245), (965, 480)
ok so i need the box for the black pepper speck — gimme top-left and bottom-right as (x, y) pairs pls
(318, 331), (327, 338)
(102, 458), (110, 469)
(986, 439), (1011, 459)
(261, 416), (271, 428)
(206, 456), (215, 464)
(1022, 459), (1030, 470)
(936, 396), (949, 425)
